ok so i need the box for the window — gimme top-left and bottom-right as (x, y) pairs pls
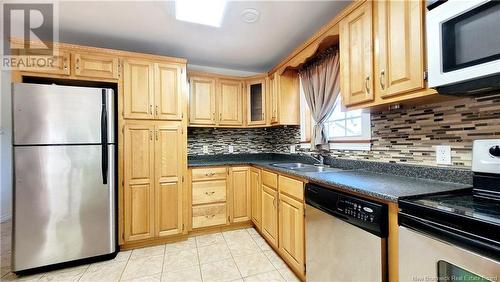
(326, 96), (371, 142)
(300, 79), (371, 150)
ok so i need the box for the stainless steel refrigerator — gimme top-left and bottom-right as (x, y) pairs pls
(12, 83), (116, 272)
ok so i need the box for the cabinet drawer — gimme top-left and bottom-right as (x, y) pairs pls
(279, 175), (303, 201)
(192, 203), (227, 229)
(262, 170), (278, 189)
(192, 180), (226, 204)
(192, 167), (227, 181)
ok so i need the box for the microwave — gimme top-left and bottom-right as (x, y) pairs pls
(427, 0), (500, 95)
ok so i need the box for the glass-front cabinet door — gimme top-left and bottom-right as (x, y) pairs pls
(247, 79), (266, 126)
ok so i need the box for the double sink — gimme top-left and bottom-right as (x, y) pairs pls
(271, 162), (342, 173)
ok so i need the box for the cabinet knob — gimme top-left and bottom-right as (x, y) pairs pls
(155, 105), (158, 116)
(76, 58), (80, 70)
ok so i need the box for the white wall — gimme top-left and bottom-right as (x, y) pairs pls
(188, 64), (260, 77)
(0, 70), (12, 222)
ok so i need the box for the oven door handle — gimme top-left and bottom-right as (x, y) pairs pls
(399, 212), (500, 261)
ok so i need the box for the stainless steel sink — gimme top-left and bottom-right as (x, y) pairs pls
(271, 163), (341, 173)
(271, 162), (312, 169)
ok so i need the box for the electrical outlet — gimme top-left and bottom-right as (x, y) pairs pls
(228, 145), (234, 153)
(290, 145), (296, 154)
(436, 145), (452, 165)
(202, 145), (209, 154)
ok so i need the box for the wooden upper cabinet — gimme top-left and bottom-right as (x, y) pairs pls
(155, 63), (183, 120)
(229, 167), (251, 223)
(155, 123), (183, 237)
(73, 53), (119, 79)
(247, 79), (266, 126)
(375, 0), (425, 98)
(124, 123), (155, 242)
(189, 76), (216, 125)
(269, 74), (279, 124)
(340, 1), (374, 106)
(278, 193), (305, 274)
(15, 50), (70, 75)
(218, 79), (243, 126)
(250, 168), (262, 229)
(123, 60), (155, 119)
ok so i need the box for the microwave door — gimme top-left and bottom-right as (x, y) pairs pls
(427, 0), (500, 88)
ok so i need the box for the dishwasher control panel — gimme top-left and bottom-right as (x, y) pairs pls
(305, 183), (388, 237)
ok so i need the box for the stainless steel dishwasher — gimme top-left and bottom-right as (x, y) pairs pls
(305, 183), (388, 282)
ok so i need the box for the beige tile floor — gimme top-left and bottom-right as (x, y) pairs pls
(0, 220), (299, 282)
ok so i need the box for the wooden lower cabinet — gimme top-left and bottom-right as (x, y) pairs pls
(278, 193), (305, 274)
(190, 167), (229, 229)
(261, 184), (279, 248)
(229, 167), (251, 223)
(192, 203), (227, 229)
(250, 168), (262, 228)
(124, 123), (155, 241)
(188, 166), (305, 277)
(123, 121), (184, 242)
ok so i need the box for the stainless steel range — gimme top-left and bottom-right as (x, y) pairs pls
(398, 139), (500, 281)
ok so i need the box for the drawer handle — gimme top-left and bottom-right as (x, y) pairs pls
(205, 172), (216, 176)
(205, 191), (215, 196)
(205, 214), (216, 219)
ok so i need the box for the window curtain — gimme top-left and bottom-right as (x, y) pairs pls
(299, 47), (341, 150)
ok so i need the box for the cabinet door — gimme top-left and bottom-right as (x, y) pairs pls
(155, 63), (183, 120)
(123, 60), (155, 119)
(229, 167), (251, 223)
(375, 0), (424, 98)
(15, 50), (70, 75)
(339, 1), (374, 106)
(218, 79), (243, 126)
(154, 123), (183, 237)
(269, 74), (279, 124)
(250, 168), (262, 229)
(261, 185), (278, 248)
(278, 193), (305, 274)
(247, 80), (266, 126)
(124, 123), (155, 242)
(73, 53), (119, 79)
(189, 76), (216, 125)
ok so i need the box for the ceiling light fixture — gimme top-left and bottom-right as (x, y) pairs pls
(175, 0), (227, 28)
(240, 8), (260, 23)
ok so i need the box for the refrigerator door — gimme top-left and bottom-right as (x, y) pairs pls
(12, 144), (116, 271)
(13, 83), (115, 145)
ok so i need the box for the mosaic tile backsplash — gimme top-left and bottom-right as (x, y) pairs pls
(187, 126), (299, 155)
(188, 92), (500, 169)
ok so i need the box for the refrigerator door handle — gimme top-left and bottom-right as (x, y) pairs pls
(101, 90), (108, 184)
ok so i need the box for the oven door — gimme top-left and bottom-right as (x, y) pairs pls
(399, 226), (499, 281)
(427, 0), (500, 88)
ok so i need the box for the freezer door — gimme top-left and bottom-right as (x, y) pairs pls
(13, 83), (115, 145)
(12, 145), (116, 271)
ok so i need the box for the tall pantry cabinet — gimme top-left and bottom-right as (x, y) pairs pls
(122, 58), (188, 244)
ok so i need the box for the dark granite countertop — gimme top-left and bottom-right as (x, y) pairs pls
(188, 153), (472, 203)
